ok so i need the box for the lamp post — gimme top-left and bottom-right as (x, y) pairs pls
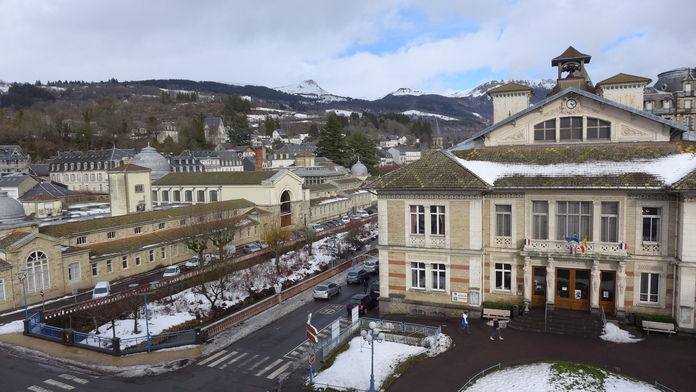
(329, 234), (336, 268)
(136, 290), (155, 353)
(16, 270), (29, 320)
(361, 321), (385, 392)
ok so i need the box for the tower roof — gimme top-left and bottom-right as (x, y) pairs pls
(486, 82), (534, 95)
(596, 73), (652, 87)
(552, 46), (591, 66)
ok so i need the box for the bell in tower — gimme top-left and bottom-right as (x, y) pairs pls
(548, 46), (595, 96)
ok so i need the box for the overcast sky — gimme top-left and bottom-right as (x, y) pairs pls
(2, 0), (695, 99)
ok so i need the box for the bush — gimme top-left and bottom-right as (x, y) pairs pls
(635, 313), (675, 324)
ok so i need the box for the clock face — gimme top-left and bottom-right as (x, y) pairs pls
(566, 99), (577, 109)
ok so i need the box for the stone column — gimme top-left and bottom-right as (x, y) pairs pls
(523, 257), (532, 313)
(546, 257), (555, 309)
(616, 262), (626, 318)
(590, 260), (600, 314)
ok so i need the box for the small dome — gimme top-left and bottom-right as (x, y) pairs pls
(132, 144), (170, 180)
(351, 160), (368, 177)
(0, 191), (25, 223)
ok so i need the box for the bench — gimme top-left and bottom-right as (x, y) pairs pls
(482, 308), (511, 320)
(642, 320), (676, 335)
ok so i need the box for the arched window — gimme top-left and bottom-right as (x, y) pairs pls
(26, 251), (49, 294)
(280, 190), (291, 227)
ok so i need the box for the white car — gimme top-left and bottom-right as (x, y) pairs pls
(308, 223), (324, 233)
(358, 210), (369, 218)
(184, 255), (200, 270)
(92, 281), (111, 299)
(341, 216), (351, 224)
(163, 265), (181, 278)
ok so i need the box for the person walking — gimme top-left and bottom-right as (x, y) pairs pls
(362, 278), (369, 294)
(460, 312), (470, 335)
(490, 318), (503, 340)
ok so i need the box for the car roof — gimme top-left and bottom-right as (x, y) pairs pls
(351, 293), (368, 299)
(95, 281), (109, 287)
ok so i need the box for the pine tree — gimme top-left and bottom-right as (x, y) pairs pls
(264, 116), (276, 136)
(228, 113), (251, 145)
(316, 113), (347, 165)
(346, 131), (379, 175)
(309, 123), (319, 138)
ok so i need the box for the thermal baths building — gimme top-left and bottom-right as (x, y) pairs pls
(371, 47), (696, 332)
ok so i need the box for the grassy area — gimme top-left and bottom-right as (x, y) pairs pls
(548, 361), (606, 391)
(380, 352), (427, 391)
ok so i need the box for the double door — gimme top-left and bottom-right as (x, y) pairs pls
(555, 268), (590, 311)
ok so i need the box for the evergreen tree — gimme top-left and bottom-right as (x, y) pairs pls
(227, 113), (251, 145)
(316, 112), (347, 165)
(346, 131), (379, 175)
(264, 116), (276, 136)
(193, 113), (206, 145)
(410, 121), (432, 145)
(308, 123), (319, 138)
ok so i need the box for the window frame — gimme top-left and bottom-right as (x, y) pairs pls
(122, 256), (128, 269)
(587, 118), (611, 139)
(410, 205), (425, 235)
(68, 262), (80, 282)
(559, 116), (583, 140)
(91, 263), (98, 277)
(495, 204), (512, 237)
(556, 201), (593, 240)
(533, 119), (556, 142)
(642, 207), (661, 243)
(106, 259), (112, 273)
(431, 263), (446, 291)
(639, 272), (659, 303)
(134, 184), (144, 193)
(532, 201), (548, 240)
(76, 236), (87, 245)
(494, 263), (512, 291)
(600, 202), (619, 242)
(430, 205), (445, 235)
(410, 262), (426, 289)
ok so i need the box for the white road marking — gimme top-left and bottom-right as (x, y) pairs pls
(197, 350), (228, 366)
(254, 358), (283, 377)
(44, 379), (75, 390)
(246, 356), (270, 371)
(226, 352), (248, 365)
(266, 361), (292, 379)
(207, 351), (237, 368)
(58, 374), (88, 385)
(238, 354), (259, 368)
(27, 386), (52, 392)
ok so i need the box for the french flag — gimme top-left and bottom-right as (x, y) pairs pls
(523, 238), (531, 246)
(619, 242), (628, 250)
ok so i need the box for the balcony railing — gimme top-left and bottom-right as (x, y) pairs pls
(522, 239), (628, 257)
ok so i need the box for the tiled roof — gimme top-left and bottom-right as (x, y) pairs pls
(39, 199), (255, 237)
(107, 163), (151, 172)
(552, 46), (591, 66)
(487, 82), (533, 95)
(596, 73), (651, 86)
(493, 173), (661, 189)
(0, 231), (29, 250)
(153, 171), (277, 186)
(672, 169), (696, 190)
(306, 183), (337, 192)
(369, 150), (488, 190)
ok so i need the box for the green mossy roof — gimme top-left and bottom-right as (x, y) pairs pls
(672, 170), (696, 190)
(487, 82), (534, 95)
(596, 73), (651, 86)
(0, 231), (29, 250)
(153, 171), (277, 186)
(39, 199), (254, 238)
(369, 150), (488, 190)
(306, 183), (338, 192)
(493, 173), (661, 188)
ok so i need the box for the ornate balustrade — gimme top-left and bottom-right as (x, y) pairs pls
(522, 239), (628, 257)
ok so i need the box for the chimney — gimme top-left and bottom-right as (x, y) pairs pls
(254, 146), (263, 171)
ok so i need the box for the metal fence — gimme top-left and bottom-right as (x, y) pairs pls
(27, 312), (63, 342)
(119, 329), (198, 354)
(359, 317), (442, 338)
(654, 380), (678, 392)
(457, 363), (502, 392)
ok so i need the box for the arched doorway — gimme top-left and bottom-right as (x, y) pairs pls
(280, 190), (291, 227)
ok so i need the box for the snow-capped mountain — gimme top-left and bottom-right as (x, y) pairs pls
(448, 79), (556, 98)
(387, 87), (427, 97)
(273, 79), (347, 103)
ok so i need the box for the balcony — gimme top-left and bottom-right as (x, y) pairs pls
(521, 239), (628, 258)
(407, 234), (449, 249)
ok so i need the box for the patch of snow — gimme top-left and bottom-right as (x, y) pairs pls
(425, 333), (452, 357)
(0, 295), (73, 317)
(275, 80), (328, 96)
(472, 112), (483, 119)
(0, 320), (25, 334)
(0, 83), (9, 93)
(317, 197), (349, 205)
(254, 107), (292, 113)
(314, 336), (426, 391)
(600, 322), (642, 343)
(402, 110), (458, 121)
(389, 87), (427, 97)
(325, 109), (358, 117)
(455, 153), (696, 186)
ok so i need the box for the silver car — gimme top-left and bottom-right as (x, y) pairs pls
(313, 281), (341, 299)
(364, 258), (379, 274)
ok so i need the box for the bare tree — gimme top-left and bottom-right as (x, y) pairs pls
(263, 222), (290, 275)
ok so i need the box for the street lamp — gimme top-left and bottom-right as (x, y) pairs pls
(16, 270), (29, 320)
(136, 290), (155, 353)
(361, 321), (385, 392)
(329, 234), (336, 268)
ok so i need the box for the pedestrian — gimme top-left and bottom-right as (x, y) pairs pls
(362, 278), (369, 294)
(459, 312), (470, 335)
(490, 318), (503, 340)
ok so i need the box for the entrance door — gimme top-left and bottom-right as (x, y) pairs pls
(599, 271), (616, 314)
(532, 267), (546, 307)
(555, 268), (591, 311)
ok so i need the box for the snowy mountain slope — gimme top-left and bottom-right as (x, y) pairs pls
(387, 87), (427, 97)
(274, 79), (348, 103)
(448, 78), (555, 98)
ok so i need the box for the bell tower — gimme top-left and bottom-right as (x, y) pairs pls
(549, 46), (594, 95)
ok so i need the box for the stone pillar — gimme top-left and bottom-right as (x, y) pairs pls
(616, 262), (626, 318)
(590, 260), (600, 314)
(523, 257), (532, 313)
(546, 257), (555, 310)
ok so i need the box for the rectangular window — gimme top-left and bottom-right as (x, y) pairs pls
(180, 219), (186, 225)
(556, 201), (593, 240)
(559, 116), (583, 140)
(533, 119), (556, 141)
(495, 263), (512, 291)
(664, 100), (671, 109)
(686, 100), (692, 109)
(149, 250), (154, 262)
(134, 184), (144, 193)
(640, 272), (659, 303)
(430, 206), (445, 235)
(76, 236), (87, 245)
(410, 205), (425, 234)
(135, 253), (141, 265)
(495, 205), (512, 237)
(91, 263), (98, 276)
(122, 256), (128, 269)
(197, 190), (205, 202)
(600, 202), (619, 242)
(185, 190), (192, 202)
(642, 207), (661, 242)
(173, 190), (181, 202)
(686, 84), (692, 93)
(173, 244), (178, 257)
(162, 191), (169, 202)
(210, 190), (218, 202)
(107, 231), (116, 239)
(152, 190), (158, 201)
(587, 118), (610, 139)
(134, 226), (142, 234)
(410, 262), (425, 289)
(646, 101), (653, 111)
(0, 280), (4, 302)
(68, 263), (80, 282)
(158, 222), (165, 230)
(532, 201), (548, 240)
(431, 263), (446, 291)
(106, 259), (112, 273)
(161, 247), (166, 259)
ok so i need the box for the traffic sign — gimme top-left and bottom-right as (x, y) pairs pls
(40, 290), (44, 298)
(306, 323), (318, 336)
(306, 330), (318, 344)
(309, 353), (315, 364)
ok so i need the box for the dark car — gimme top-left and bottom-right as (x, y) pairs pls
(346, 269), (369, 284)
(346, 293), (377, 316)
(369, 282), (380, 298)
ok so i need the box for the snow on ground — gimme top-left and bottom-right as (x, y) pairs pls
(464, 362), (659, 392)
(314, 336), (426, 391)
(0, 320), (24, 334)
(402, 110), (458, 121)
(425, 333), (452, 357)
(0, 295), (72, 317)
(600, 322), (642, 343)
(325, 109), (358, 117)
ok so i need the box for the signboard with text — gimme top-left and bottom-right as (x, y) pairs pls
(451, 291), (468, 303)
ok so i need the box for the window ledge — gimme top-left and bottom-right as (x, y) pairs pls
(492, 289), (512, 294)
(636, 301), (662, 308)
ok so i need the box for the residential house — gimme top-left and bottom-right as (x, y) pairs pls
(48, 147), (135, 193)
(0, 145), (30, 173)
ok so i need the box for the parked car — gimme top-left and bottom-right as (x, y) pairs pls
(242, 243), (262, 254)
(313, 281), (341, 299)
(256, 241), (269, 249)
(308, 223), (324, 233)
(184, 255), (200, 270)
(341, 216), (351, 224)
(163, 265), (181, 278)
(346, 293), (377, 316)
(369, 282), (380, 298)
(364, 258), (379, 274)
(347, 268), (370, 284)
(358, 210), (369, 218)
(92, 281), (111, 299)
(350, 213), (361, 220)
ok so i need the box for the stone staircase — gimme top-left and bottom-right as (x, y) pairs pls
(507, 308), (605, 338)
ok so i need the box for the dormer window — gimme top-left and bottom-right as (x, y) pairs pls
(534, 120), (556, 142)
(559, 117), (583, 140)
(664, 100), (671, 109)
(646, 101), (653, 111)
(587, 118), (610, 139)
(685, 83), (692, 93)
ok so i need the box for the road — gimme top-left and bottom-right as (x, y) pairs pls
(0, 265), (380, 391)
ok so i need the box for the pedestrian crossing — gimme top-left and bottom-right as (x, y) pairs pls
(27, 373), (89, 391)
(197, 350), (292, 379)
(283, 316), (351, 360)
